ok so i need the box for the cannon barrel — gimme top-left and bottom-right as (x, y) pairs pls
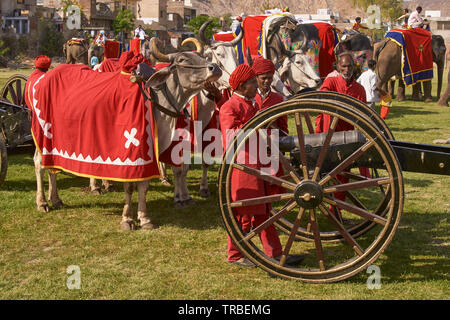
(278, 130), (450, 176)
(279, 130), (366, 152)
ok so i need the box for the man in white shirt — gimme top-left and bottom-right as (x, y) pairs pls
(408, 6), (430, 29)
(357, 59), (378, 109)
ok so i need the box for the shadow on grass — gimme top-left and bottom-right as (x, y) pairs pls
(403, 177), (435, 188)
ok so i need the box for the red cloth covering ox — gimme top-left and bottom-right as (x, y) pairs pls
(385, 28), (433, 86)
(99, 58), (121, 72)
(104, 40), (121, 59)
(312, 22), (338, 78)
(212, 32), (236, 42)
(26, 54), (160, 181)
(242, 15), (268, 57)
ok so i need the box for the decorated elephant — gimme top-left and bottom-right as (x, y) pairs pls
(88, 43), (105, 66)
(63, 39), (89, 65)
(374, 34), (446, 102)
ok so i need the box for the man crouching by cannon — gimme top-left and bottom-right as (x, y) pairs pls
(219, 64), (305, 268)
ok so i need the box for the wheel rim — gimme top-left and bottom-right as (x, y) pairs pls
(218, 98), (403, 282)
(0, 74), (31, 148)
(0, 134), (7, 188)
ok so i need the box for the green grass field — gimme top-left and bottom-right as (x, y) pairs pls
(0, 67), (448, 300)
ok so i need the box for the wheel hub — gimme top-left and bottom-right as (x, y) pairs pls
(294, 181), (323, 209)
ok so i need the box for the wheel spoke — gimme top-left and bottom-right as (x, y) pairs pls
(259, 129), (302, 184)
(230, 193), (294, 208)
(323, 196), (387, 225)
(309, 209), (325, 271)
(294, 112), (309, 180)
(231, 163), (296, 191)
(318, 205), (364, 256)
(8, 84), (18, 105)
(312, 117), (339, 181)
(303, 112), (315, 134)
(242, 200), (297, 241)
(319, 139), (376, 186)
(279, 207), (305, 266)
(15, 80), (23, 106)
(323, 177), (391, 194)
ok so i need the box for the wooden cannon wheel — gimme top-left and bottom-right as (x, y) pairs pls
(0, 74), (31, 149)
(269, 91), (394, 242)
(217, 98), (404, 282)
(0, 134), (7, 188)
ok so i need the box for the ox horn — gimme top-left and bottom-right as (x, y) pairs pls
(246, 46), (254, 66)
(199, 20), (213, 45)
(181, 37), (204, 54)
(221, 23), (244, 47)
(150, 37), (171, 62)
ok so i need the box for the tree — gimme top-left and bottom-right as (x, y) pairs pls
(112, 9), (136, 39)
(352, 0), (403, 22)
(186, 15), (221, 40)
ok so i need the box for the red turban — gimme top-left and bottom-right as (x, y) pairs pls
(252, 56), (275, 75)
(229, 64), (256, 90)
(34, 55), (51, 69)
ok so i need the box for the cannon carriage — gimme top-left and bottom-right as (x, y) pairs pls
(217, 91), (449, 283)
(0, 74), (33, 187)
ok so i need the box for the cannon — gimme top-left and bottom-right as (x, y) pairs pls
(0, 74), (33, 187)
(217, 91), (449, 283)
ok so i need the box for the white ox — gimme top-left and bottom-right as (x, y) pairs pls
(31, 48), (222, 230)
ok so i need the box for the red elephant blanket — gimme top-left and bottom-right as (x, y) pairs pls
(26, 62), (160, 181)
(385, 28), (433, 86)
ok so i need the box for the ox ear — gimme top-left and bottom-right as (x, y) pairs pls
(145, 66), (174, 88)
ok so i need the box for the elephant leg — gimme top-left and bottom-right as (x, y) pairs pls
(136, 181), (158, 230)
(422, 80), (432, 102)
(397, 80), (405, 101)
(388, 79), (395, 99)
(34, 150), (50, 212)
(48, 170), (64, 209)
(121, 182), (136, 230)
(411, 83), (421, 101)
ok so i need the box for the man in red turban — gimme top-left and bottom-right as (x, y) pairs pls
(34, 55), (52, 71)
(220, 64), (304, 267)
(252, 57), (287, 133)
(24, 55), (52, 110)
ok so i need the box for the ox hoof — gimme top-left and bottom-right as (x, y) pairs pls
(173, 200), (184, 209)
(37, 204), (50, 213)
(105, 185), (117, 193)
(91, 188), (102, 196)
(425, 98), (433, 103)
(182, 198), (196, 206)
(140, 222), (159, 230)
(52, 200), (65, 210)
(160, 178), (172, 187)
(120, 221), (136, 231)
(199, 188), (211, 198)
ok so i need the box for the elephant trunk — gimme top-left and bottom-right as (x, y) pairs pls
(437, 60), (444, 99)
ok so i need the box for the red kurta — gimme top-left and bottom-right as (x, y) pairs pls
(220, 93), (282, 261)
(315, 74), (367, 133)
(255, 90), (287, 133)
